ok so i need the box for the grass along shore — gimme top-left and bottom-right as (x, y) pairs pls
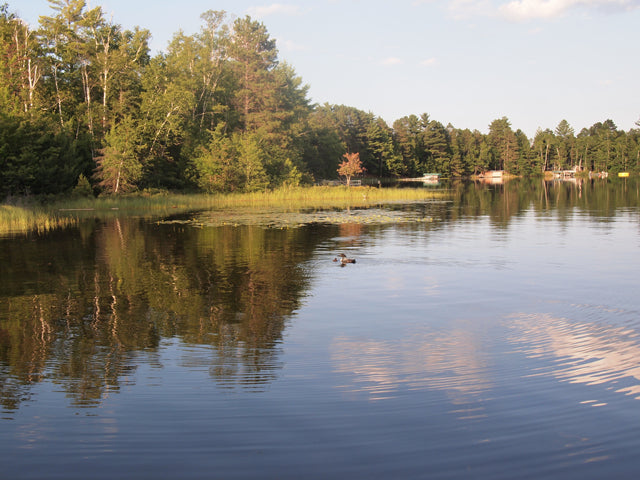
(1, 186), (448, 235)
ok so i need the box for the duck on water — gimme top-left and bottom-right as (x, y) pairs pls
(333, 253), (356, 264)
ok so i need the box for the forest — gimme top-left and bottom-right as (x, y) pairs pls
(1, 0), (639, 197)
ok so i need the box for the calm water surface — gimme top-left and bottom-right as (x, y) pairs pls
(1, 179), (639, 479)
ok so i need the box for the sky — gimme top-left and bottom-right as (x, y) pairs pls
(12, 0), (640, 138)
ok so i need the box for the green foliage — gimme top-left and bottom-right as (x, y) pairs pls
(0, 113), (90, 196)
(422, 120), (451, 175)
(0, 1), (638, 200)
(72, 174), (94, 197)
(366, 119), (396, 177)
(488, 117), (518, 172)
(193, 128), (242, 193)
(236, 132), (270, 191)
(94, 116), (143, 193)
(301, 105), (346, 179)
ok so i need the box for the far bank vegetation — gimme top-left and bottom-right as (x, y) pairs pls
(0, 1), (639, 202)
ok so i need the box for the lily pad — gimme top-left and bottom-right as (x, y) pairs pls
(160, 205), (434, 229)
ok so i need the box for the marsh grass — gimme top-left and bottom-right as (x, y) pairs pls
(0, 204), (77, 236)
(1, 186), (447, 235)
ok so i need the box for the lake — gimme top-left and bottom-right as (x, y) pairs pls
(1, 178), (639, 479)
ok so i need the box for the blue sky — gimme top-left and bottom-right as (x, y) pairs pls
(13, 0), (640, 138)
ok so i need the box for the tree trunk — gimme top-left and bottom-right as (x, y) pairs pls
(81, 64), (93, 135)
(52, 64), (64, 127)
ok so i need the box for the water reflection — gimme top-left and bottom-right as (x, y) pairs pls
(0, 219), (331, 410)
(509, 310), (640, 402)
(445, 177), (639, 226)
(330, 326), (492, 406)
(1, 178), (638, 414)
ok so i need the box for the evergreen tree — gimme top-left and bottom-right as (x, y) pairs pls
(514, 129), (534, 175)
(192, 125), (242, 193)
(366, 118), (395, 177)
(228, 16), (278, 132)
(488, 117), (517, 172)
(301, 106), (345, 180)
(3, 1), (639, 195)
(534, 128), (556, 172)
(421, 120), (451, 175)
(94, 116), (142, 193)
(554, 119), (576, 170)
(392, 114), (427, 177)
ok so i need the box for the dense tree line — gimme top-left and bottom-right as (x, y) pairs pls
(1, 1), (639, 196)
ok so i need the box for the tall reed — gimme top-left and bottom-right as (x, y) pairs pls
(0, 205), (77, 236)
(1, 186), (446, 235)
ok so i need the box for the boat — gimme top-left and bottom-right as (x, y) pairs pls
(553, 170), (576, 179)
(422, 173), (440, 181)
(588, 171), (608, 179)
(421, 173), (440, 185)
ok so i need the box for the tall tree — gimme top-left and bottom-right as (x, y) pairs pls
(325, 105), (374, 168)
(554, 119), (576, 170)
(137, 48), (195, 188)
(91, 20), (150, 131)
(38, 0), (104, 134)
(392, 114), (427, 177)
(0, 6), (43, 115)
(301, 105), (345, 180)
(533, 128), (557, 173)
(448, 127), (484, 177)
(193, 10), (229, 133)
(513, 129), (535, 175)
(228, 16), (277, 132)
(365, 117), (395, 177)
(421, 120), (451, 175)
(488, 117), (517, 171)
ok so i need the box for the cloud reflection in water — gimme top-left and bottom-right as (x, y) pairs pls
(329, 326), (492, 410)
(509, 311), (640, 403)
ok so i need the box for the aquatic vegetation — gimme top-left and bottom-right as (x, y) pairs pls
(0, 186), (446, 235)
(168, 206), (436, 229)
(0, 204), (77, 236)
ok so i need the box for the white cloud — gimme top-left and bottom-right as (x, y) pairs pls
(498, 0), (639, 21)
(246, 3), (302, 18)
(381, 57), (404, 66)
(448, 0), (495, 18)
(421, 57), (438, 66)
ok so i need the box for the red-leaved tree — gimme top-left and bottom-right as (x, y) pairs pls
(337, 152), (364, 186)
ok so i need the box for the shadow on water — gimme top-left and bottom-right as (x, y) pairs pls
(0, 177), (638, 412)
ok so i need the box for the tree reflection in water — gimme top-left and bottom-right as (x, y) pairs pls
(1, 178), (638, 412)
(0, 219), (328, 410)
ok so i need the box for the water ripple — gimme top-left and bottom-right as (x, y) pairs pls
(507, 310), (640, 401)
(329, 328), (492, 407)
